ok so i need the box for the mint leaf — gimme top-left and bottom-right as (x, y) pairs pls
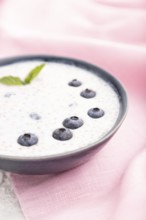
(24, 63), (45, 84)
(0, 63), (45, 86)
(0, 76), (24, 86)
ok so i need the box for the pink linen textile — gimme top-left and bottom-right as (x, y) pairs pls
(0, 0), (146, 219)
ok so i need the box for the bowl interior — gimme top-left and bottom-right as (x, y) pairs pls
(0, 55), (128, 161)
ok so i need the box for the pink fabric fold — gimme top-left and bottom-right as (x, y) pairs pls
(0, 0), (146, 219)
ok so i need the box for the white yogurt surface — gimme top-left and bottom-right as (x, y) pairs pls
(0, 61), (120, 157)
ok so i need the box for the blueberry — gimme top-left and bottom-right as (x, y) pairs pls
(68, 79), (82, 87)
(17, 133), (38, 146)
(52, 128), (73, 141)
(80, 89), (96, 98)
(68, 102), (78, 108)
(30, 112), (41, 120)
(4, 92), (16, 98)
(63, 116), (84, 129)
(88, 108), (105, 118)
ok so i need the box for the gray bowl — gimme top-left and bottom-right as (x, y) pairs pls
(0, 55), (128, 174)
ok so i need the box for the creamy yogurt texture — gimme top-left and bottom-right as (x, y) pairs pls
(0, 61), (120, 157)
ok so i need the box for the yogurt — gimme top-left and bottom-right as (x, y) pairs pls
(0, 61), (120, 157)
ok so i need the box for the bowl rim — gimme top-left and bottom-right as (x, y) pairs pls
(0, 55), (128, 161)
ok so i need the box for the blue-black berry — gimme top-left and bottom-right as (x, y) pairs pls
(4, 92), (16, 98)
(80, 88), (96, 98)
(17, 133), (38, 146)
(63, 116), (83, 129)
(88, 108), (104, 118)
(30, 112), (41, 120)
(68, 79), (82, 87)
(52, 128), (73, 141)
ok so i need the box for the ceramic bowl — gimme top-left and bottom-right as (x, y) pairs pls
(0, 55), (128, 174)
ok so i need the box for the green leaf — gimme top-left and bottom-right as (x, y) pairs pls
(0, 76), (24, 86)
(0, 63), (45, 87)
(24, 63), (45, 84)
